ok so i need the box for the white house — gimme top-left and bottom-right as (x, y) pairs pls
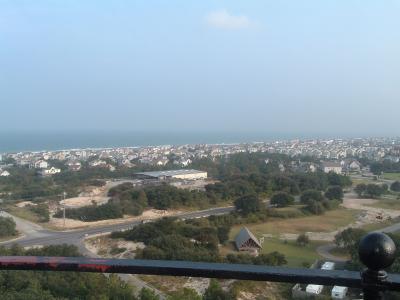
(0, 170), (10, 177)
(321, 162), (342, 174)
(67, 161), (82, 172)
(40, 167), (61, 176)
(89, 160), (107, 167)
(33, 160), (48, 169)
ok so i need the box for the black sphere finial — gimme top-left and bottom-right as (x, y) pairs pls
(358, 232), (396, 271)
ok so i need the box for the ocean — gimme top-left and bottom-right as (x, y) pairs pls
(0, 131), (332, 153)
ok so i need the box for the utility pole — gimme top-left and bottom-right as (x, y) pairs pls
(63, 191), (67, 228)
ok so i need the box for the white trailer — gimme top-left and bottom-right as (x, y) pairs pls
(331, 286), (348, 299)
(321, 261), (335, 270)
(306, 284), (323, 295)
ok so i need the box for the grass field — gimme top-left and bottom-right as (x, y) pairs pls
(221, 237), (324, 267)
(351, 178), (377, 186)
(229, 208), (358, 238)
(367, 198), (400, 210)
(383, 173), (400, 181)
(5, 205), (43, 224)
(361, 217), (400, 232)
(260, 238), (324, 267)
(329, 247), (350, 260)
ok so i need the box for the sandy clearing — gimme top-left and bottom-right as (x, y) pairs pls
(16, 201), (37, 208)
(49, 208), (181, 230)
(85, 235), (145, 258)
(60, 196), (109, 208)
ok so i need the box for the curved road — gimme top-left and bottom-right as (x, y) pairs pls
(0, 206), (234, 249)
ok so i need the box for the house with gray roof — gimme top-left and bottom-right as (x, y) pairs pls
(235, 227), (262, 254)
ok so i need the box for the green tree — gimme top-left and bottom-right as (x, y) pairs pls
(217, 226), (230, 244)
(324, 186), (344, 201)
(203, 279), (234, 300)
(335, 228), (366, 252)
(391, 181), (400, 192)
(234, 194), (261, 215)
(139, 288), (160, 300)
(270, 192), (294, 208)
(168, 288), (201, 300)
(300, 189), (324, 204)
(0, 216), (17, 237)
(305, 200), (325, 215)
(355, 184), (366, 197)
(296, 233), (310, 247)
(365, 184), (386, 198)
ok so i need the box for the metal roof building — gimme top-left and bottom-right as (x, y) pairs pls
(136, 169), (207, 180)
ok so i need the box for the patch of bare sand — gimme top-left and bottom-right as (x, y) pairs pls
(49, 209), (181, 230)
(183, 278), (210, 295)
(85, 235), (145, 258)
(16, 201), (37, 208)
(60, 196), (109, 208)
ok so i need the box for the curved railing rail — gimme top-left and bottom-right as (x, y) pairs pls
(0, 232), (399, 299)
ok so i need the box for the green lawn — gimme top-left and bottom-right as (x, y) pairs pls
(229, 208), (359, 238)
(367, 198), (400, 210)
(5, 205), (43, 224)
(261, 238), (324, 267)
(329, 246), (350, 260)
(221, 237), (324, 267)
(361, 217), (400, 232)
(383, 173), (400, 181)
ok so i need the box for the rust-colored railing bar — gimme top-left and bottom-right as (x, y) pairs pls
(0, 232), (398, 299)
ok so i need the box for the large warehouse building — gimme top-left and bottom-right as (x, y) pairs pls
(136, 169), (207, 180)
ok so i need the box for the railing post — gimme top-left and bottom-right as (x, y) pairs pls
(358, 232), (396, 300)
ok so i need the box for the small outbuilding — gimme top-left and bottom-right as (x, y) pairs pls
(235, 227), (262, 253)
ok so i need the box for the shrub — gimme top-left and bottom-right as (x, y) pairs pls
(270, 192), (295, 207)
(0, 216), (17, 237)
(296, 233), (310, 247)
(325, 185), (344, 201)
(304, 200), (325, 215)
(300, 189), (324, 204)
(391, 181), (400, 192)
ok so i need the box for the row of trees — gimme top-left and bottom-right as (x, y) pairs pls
(54, 202), (123, 221)
(205, 171), (351, 202)
(370, 160), (400, 175)
(354, 183), (388, 198)
(233, 186), (344, 220)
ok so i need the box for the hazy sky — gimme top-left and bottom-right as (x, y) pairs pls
(1, 1), (399, 136)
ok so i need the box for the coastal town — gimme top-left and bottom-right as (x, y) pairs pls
(1, 137), (399, 178)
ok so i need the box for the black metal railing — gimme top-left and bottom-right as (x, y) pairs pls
(0, 232), (399, 299)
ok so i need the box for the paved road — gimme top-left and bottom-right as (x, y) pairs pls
(1, 206), (234, 248)
(0, 205), (233, 298)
